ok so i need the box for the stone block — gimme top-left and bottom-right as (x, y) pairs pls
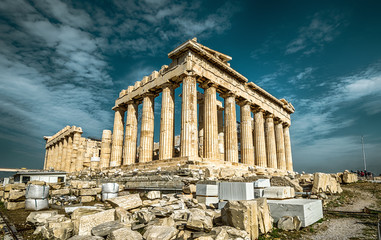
(218, 182), (254, 201)
(51, 189), (70, 196)
(107, 228), (142, 240)
(221, 200), (258, 240)
(80, 196), (95, 203)
(106, 194), (142, 210)
(5, 201), (25, 210)
(186, 208), (213, 232)
(267, 199), (323, 227)
(182, 184), (196, 194)
(8, 190), (25, 201)
(255, 198), (273, 234)
(143, 225), (178, 240)
(312, 172), (342, 194)
(196, 196), (219, 206)
(254, 179), (271, 188)
(342, 171), (358, 183)
(75, 209), (115, 235)
(80, 188), (100, 196)
(91, 221), (124, 237)
(27, 211), (58, 226)
(196, 184), (218, 196)
(4, 183), (26, 191)
(27, 180), (46, 186)
(65, 206), (99, 214)
(263, 186), (295, 199)
(146, 191), (161, 200)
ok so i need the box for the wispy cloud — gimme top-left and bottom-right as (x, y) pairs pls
(292, 63), (381, 145)
(286, 11), (345, 55)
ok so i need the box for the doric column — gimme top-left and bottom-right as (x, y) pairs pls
(180, 75), (198, 158)
(76, 137), (86, 171)
(60, 137), (68, 171)
(100, 130), (112, 168)
(48, 146), (54, 169)
(159, 84), (175, 160)
(222, 92), (238, 163)
(123, 102), (139, 164)
(240, 102), (254, 165)
(70, 132), (81, 172)
(57, 141), (64, 170)
(254, 108), (267, 167)
(139, 93), (155, 163)
(202, 83), (219, 159)
(43, 147), (49, 170)
(283, 123), (293, 171)
(198, 97), (204, 158)
(264, 114), (277, 168)
(274, 119), (286, 170)
(110, 107), (125, 167)
(52, 144), (58, 170)
(217, 107), (224, 161)
(65, 135), (73, 172)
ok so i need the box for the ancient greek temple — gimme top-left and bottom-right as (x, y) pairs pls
(44, 38), (295, 173)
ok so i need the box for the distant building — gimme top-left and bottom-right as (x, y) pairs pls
(13, 171), (66, 184)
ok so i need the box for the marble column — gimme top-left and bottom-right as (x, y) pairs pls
(159, 85), (175, 160)
(217, 107), (224, 161)
(180, 75), (198, 158)
(52, 144), (58, 170)
(76, 137), (86, 171)
(254, 108), (267, 167)
(223, 93), (238, 163)
(44, 147), (49, 170)
(203, 84), (219, 159)
(139, 93), (155, 163)
(265, 114), (277, 168)
(283, 123), (293, 171)
(100, 130), (112, 168)
(198, 98), (204, 158)
(65, 135), (73, 172)
(70, 132), (81, 172)
(275, 120), (286, 170)
(123, 102), (139, 164)
(60, 137), (68, 171)
(240, 102), (254, 165)
(47, 146), (53, 169)
(110, 107), (125, 167)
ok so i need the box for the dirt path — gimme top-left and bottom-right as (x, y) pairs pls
(333, 186), (377, 212)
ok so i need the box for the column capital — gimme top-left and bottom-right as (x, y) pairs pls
(237, 99), (251, 107)
(142, 92), (158, 98)
(264, 112), (275, 119)
(220, 91), (235, 99)
(283, 122), (290, 127)
(274, 117), (282, 124)
(161, 82), (179, 90)
(199, 80), (218, 90)
(113, 106), (126, 112)
(252, 106), (265, 113)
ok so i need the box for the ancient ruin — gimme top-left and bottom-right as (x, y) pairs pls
(43, 38), (295, 174)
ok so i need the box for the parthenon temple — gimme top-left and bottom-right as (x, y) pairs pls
(44, 38), (295, 174)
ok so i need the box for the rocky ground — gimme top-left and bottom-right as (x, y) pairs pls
(0, 179), (379, 239)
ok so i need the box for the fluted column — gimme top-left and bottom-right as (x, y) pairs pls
(198, 99), (204, 157)
(283, 123), (293, 171)
(44, 147), (49, 170)
(139, 93), (155, 163)
(180, 75), (198, 158)
(275, 120), (286, 170)
(217, 107), (224, 160)
(110, 107), (125, 167)
(65, 135), (73, 172)
(254, 108), (267, 167)
(202, 84), (219, 159)
(223, 93), (238, 163)
(76, 137), (86, 171)
(265, 114), (277, 168)
(240, 102), (254, 165)
(100, 130), (112, 168)
(60, 137), (68, 171)
(70, 132), (81, 172)
(159, 85), (175, 160)
(48, 146), (54, 169)
(123, 102), (139, 164)
(52, 144), (58, 170)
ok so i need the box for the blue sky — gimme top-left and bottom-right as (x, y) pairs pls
(0, 0), (380, 174)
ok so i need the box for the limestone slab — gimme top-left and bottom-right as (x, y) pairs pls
(196, 184), (218, 196)
(262, 186), (295, 199)
(218, 182), (254, 201)
(106, 194), (142, 210)
(254, 179), (271, 188)
(267, 199), (323, 227)
(75, 209), (115, 235)
(196, 196), (219, 206)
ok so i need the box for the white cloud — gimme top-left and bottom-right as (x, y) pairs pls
(286, 11), (345, 55)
